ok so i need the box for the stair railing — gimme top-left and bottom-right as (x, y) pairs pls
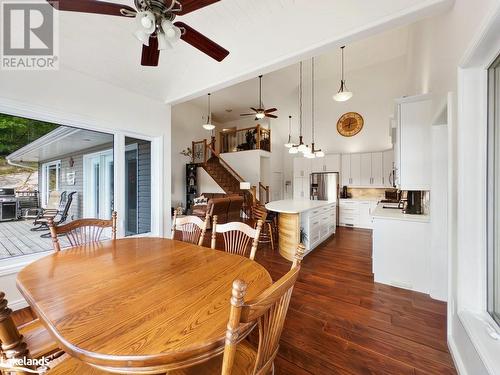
(258, 182), (270, 204)
(205, 142), (246, 183)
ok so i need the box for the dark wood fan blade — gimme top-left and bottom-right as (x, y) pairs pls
(174, 22), (229, 62)
(264, 108), (277, 113)
(250, 107), (259, 112)
(177, 0), (220, 15)
(141, 36), (160, 66)
(266, 114), (278, 119)
(47, 0), (135, 16)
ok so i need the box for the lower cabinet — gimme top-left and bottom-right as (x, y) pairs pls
(339, 199), (378, 229)
(301, 203), (337, 253)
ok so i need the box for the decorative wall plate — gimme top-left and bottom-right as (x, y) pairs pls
(337, 112), (364, 137)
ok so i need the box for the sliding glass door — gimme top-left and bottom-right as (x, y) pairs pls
(83, 150), (114, 219)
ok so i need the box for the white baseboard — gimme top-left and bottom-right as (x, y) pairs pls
(9, 299), (29, 311)
(448, 334), (468, 375)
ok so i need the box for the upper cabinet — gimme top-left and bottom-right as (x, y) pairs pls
(341, 151), (391, 188)
(395, 95), (432, 190)
(311, 154), (340, 173)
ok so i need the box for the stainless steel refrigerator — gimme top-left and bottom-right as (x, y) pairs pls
(310, 173), (339, 202)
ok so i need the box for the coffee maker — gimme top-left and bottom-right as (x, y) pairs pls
(402, 191), (423, 215)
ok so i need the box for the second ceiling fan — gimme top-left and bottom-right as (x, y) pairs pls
(240, 75), (278, 120)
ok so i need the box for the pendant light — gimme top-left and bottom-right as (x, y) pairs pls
(307, 57), (325, 159)
(284, 115), (295, 148)
(202, 93), (215, 131)
(290, 61), (307, 154)
(333, 46), (353, 102)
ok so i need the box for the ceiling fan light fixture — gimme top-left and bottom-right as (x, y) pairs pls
(157, 32), (173, 50)
(161, 20), (182, 43)
(255, 112), (265, 120)
(135, 11), (155, 34)
(134, 29), (150, 45)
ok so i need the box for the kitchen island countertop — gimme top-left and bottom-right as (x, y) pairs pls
(266, 199), (336, 214)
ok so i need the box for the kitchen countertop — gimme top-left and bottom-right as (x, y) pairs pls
(371, 203), (430, 223)
(339, 198), (381, 202)
(266, 199), (336, 214)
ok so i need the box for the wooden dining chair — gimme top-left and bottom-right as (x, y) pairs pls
(0, 292), (60, 372)
(171, 212), (209, 246)
(46, 245), (306, 375)
(211, 215), (263, 260)
(48, 212), (117, 252)
(169, 244), (305, 375)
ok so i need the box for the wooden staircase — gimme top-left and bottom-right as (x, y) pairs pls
(202, 156), (242, 195)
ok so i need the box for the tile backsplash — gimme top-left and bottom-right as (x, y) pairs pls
(347, 188), (387, 200)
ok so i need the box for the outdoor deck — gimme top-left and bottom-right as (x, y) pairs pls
(0, 219), (69, 259)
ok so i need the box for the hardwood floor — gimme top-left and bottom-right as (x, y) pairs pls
(253, 227), (456, 375)
(12, 226), (456, 374)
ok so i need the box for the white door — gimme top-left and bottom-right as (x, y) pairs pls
(360, 153), (372, 186)
(350, 154), (362, 186)
(371, 152), (384, 186)
(84, 150), (114, 219)
(341, 154), (351, 186)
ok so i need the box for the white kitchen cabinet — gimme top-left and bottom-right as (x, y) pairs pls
(312, 154), (341, 173)
(341, 154), (350, 186)
(371, 152), (384, 186)
(396, 95), (432, 190)
(293, 177), (308, 199)
(360, 153), (372, 186)
(383, 149), (394, 187)
(301, 203), (337, 253)
(293, 157), (311, 178)
(339, 199), (378, 229)
(350, 154), (361, 186)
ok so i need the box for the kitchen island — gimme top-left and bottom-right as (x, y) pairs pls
(266, 199), (336, 261)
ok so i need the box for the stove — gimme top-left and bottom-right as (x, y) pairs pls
(0, 188), (19, 221)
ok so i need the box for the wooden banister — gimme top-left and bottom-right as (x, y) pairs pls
(259, 182), (270, 204)
(219, 124), (271, 153)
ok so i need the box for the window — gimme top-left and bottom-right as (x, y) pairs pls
(125, 137), (151, 236)
(41, 160), (61, 207)
(487, 54), (500, 326)
(83, 149), (114, 219)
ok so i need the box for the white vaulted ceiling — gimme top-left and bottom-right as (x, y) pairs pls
(55, 0), (453, 104)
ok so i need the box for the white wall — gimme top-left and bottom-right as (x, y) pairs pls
(197, 168), (225, 195)
(220, 150), (270, 188)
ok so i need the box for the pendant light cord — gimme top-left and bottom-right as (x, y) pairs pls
(207, 93), (211, 123)
(312, 57), (315, 144)
(259, 75), (263, 108)
(299, 62), (303, 138)
(341, 46), (345, 82)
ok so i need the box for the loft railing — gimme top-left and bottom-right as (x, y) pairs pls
(219, 124), (271, 154)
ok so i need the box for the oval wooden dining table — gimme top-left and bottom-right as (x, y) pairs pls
(16, 238), (272, 374)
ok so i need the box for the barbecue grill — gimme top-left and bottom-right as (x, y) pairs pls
(0, 188), (19, 221)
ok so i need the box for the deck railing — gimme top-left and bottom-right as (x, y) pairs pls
(219, 124), (271, 154)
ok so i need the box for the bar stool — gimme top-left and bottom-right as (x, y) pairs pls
(251, 205), (275, 251)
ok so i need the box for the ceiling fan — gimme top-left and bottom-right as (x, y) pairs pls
(240, 75), (278, 120)
(46, 0), (230, 66)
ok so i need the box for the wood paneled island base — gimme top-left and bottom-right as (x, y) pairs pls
(276, 212), (301, 261)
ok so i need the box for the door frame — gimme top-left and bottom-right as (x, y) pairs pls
(83, 148), (114, 219)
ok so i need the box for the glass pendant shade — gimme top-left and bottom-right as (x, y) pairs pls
(202, 123), (215, 130)
(297, 143), (307, 152)
(157, 32), (173, 50)
(202, 93), (214, 131)
(161, 20), (182, 43)
(333, 46), (353, 102)
(289, 147), (299, 154)
(134, 11), (155, 45)
(304, 152), (316, 159)
(315, 150), (325, 158)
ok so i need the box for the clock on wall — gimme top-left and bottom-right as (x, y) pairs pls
(337, 112), (364, 137)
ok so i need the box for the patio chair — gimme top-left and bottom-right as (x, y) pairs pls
(31, 191), (76, 232)
(25, 190), (64, 221)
